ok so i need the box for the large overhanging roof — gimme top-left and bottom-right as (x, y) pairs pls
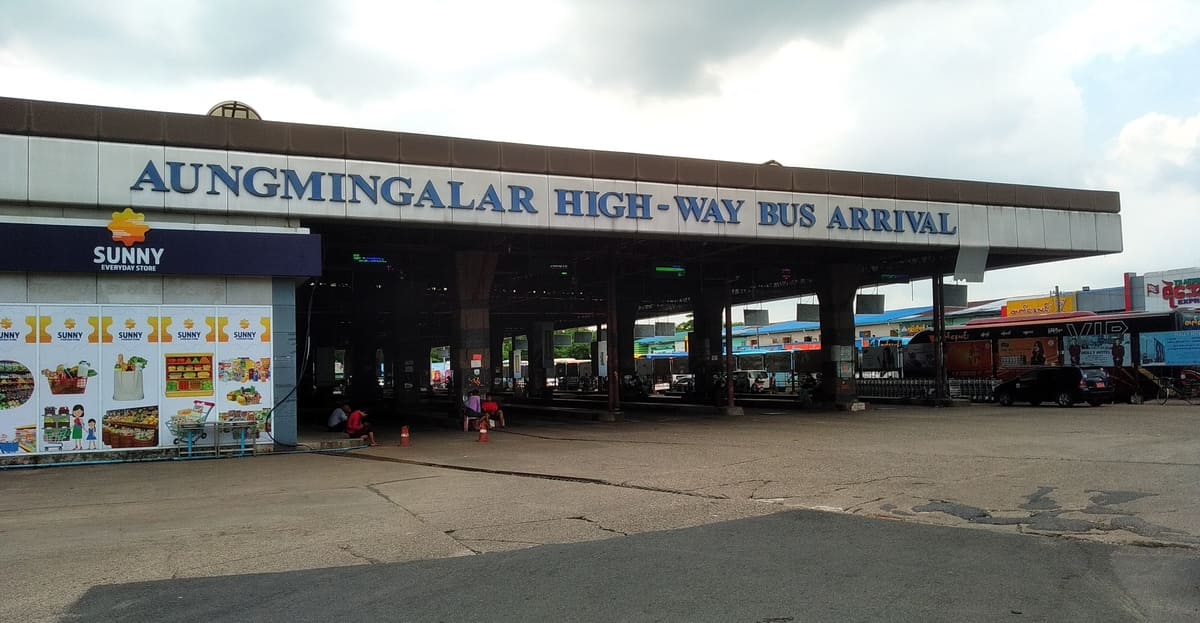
(0, 96), (1122, 320)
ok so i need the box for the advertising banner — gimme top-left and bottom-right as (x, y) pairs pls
(216, 307), (273, 444)
(100, 306), (161, 451)
(158, 307), (218, 446)
(0, 303), (276, 457)
(1063, 334), (1130, 367)
(997, 337), (1060, 368)
(1004, 294), (1076, 317)
(37, 306), (102, 453)
(1144, 268), (1200, 312)
(1138, 331), (1200, 366)
(945, 340), (994, 378)
(0, 306), (39, 455)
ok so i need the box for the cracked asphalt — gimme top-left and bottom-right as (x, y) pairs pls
(2, 401), (1198, 621)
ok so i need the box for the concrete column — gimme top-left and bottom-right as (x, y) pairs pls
(489, 326), (505, 392)
(689, 281), (725, 400)
(525, 321), (554, 399)
(932, 272), (948, 404)
(815, 264), (863, 406)
(349, 279), (383, 409)
(271, 278), (299, 446)
(617, 297), (638, 382)
(391, 282), (427, 411)
(603, 270), (622, 421)
(451, 250), (497, 404)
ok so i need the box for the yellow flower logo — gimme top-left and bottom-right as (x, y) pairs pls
(0, 318), (11, 329)
(107, 208), (151, 247)
(64, 319), (76, 329)
(183, 319), (195, 329)
(124, 318), (136, 329)
(239, 319), (250, 329)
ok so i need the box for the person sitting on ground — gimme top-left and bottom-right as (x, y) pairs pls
(327, 403), (350, 432)
(345, 408), (378, 446)
(481, 392), (505, 428)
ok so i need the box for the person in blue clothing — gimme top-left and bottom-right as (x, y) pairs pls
(85, 418), (97, 450)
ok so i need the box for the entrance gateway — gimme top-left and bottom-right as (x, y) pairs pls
(0, 97), (1122, 461)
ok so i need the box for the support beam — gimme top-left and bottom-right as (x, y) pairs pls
(603, 265), (622, 421)
(815, 264), (863, 406)
(451, 250), (498, 405)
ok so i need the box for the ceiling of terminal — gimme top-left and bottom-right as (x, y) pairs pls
(298, 220), (1072, 344)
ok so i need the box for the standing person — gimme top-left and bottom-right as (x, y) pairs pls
(345, 408), (377, 446)
(1068, 340), (1082, 366)
(70, 404), (85, 450)
(85, 418), (97, 450)
(1111, 339), (1126, 368)
(327, 403), (350, 432)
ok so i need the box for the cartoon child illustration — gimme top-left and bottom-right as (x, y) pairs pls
(71, 404), (85, 450)
(85, 418), (97, 450)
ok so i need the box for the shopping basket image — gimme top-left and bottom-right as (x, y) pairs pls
(168, 400), (215, 444)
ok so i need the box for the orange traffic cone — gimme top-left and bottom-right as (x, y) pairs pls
(477, 418), (489, 443)
(399, 425), (411, 447)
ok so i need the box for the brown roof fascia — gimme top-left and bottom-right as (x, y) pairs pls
(0, 96), (1120, 213)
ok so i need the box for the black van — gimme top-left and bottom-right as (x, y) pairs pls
(993, 367), (1113, 407)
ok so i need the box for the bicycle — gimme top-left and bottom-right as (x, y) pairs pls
(1156, 369), (1200, 405)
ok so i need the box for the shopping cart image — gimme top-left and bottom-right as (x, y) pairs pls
(168, 400), (216, 447)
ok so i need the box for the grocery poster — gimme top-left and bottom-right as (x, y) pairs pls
(100, 306), (161, 451)
(997, 337), (1060, 368)
(37, 306), (102, 453)
(0, 305), (39, 455)
(216, 306), (273, 444)
(1063, 334), (1131, 367)
(158, 307), (217, 445)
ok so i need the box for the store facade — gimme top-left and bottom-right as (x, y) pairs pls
(0, 154), (319, 458)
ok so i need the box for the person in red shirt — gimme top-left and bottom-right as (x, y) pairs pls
(346, 409), (378, 446)
(481, 393), (505, 428)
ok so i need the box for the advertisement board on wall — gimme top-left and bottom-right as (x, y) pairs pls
(1138, 331), (1200, 366)
(0, 306), (39, 455)
(1144, 268), (1200, 312)
(100, 306), (161, 451)
(1063, 334), (1130, 367)
(37, 306), (102, 453)
(997, 337), (1060, 368)
(216, 307), (274, 444)
(1004, 294), (1076, 317)
(0, 304), (272, 455)
(945, 340), (994, 377)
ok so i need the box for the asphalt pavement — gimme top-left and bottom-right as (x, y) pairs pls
(2, 401), (1197, 622)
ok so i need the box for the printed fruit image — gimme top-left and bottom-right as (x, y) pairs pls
(226, 386), (262, 405)
(114, 354), (148, 372)
(42, 361), (97, 395)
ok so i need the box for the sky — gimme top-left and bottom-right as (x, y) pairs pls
(2, 0), (1199, 323)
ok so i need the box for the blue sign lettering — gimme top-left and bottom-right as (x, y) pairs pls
(129, 160), (961, 237)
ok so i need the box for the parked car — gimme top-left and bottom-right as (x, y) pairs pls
(993, 367), (1113, 407)
(670, 374), (695, 392)
(732, 370), (771, 393)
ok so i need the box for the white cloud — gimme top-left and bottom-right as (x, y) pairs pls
(2, 0), (1200, 310)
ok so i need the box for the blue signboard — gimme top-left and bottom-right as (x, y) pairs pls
(1138, 331), (1200, 366)
(0, 212), (321, 278)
